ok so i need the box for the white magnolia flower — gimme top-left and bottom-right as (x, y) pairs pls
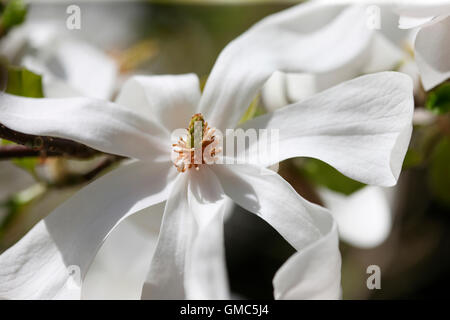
(262, 3), (417, 111)
(0, 2), (414, 299)
(398, 3), (450, 90)
(0, 22), (117, 99)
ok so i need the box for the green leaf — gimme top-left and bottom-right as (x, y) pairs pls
(298, 158), (365, 195)
(426, 82), (450, 115)
(0, 0), (27, 31)
(429, 137), (450, 206)
(6, 66), (44, 98)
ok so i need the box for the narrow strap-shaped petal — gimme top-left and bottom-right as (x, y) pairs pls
(82, 202), (165, 300)
(199, 3), (373, 130)
(0, 160), (175, 299)
(184, 167), (229, 299)
(0, 94), (170, 161)
(414, 15), (450, 90)
(213, 163), (340, 299)
(213, 164), (329, 250)
(115, 74), (201, 132)
(273, 222), (341, 300)
(143, 167), (230, 299)
(141, 173), (192, 299)
(240, 72), (414, 187)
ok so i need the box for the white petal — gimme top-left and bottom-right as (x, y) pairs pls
(362, 34), (404, 74)
(0, 94), (170, 160)
(143, 167), (230, 299)
(213, 164), (328, 250)
(213, 163), (340, 299)
(320, 187), (392, 249)
(0, 22), (117, 100)
(82, 202), (165, 300)
(261, 72), (290, 112)
(199, 4), (373, 130)
(397, 4), (450, 29)
(273, 221), (341, 300)
(241, 72), (414, 186)
(414, 15), (450, 90)
(115, 74), (201, 132)
(141, 174), (191, 299)
(399, 15), (434, 29)
(41, 39), (117, 100)
(185, 167), (229, 299)
(0, 160), (175, 299)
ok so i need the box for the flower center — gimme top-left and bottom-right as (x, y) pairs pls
(172, 113), (221, 172)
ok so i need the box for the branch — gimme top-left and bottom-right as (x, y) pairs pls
(50, 155), (125, 188)
(0, 123), (102, 159)
(0, 144), (61, 159)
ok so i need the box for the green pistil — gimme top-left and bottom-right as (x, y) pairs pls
(188, 113), (205, 148)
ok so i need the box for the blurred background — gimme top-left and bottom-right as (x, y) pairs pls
(0, 0), (449, 299)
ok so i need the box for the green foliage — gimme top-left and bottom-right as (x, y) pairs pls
(0, 0), (27, 33)
(299, 158), (365, 195)
(426, 82), (450, 115)
(403, 148), (423, 169)
(6, 66), (44, 98)
(429, 137), (450, 206)
(2, 66), (43, 177)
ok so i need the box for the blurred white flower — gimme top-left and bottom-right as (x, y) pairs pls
(319, 186), (394, 249)
(398, 3), (450, 90)
(262, 3), (418, 112)
(0, 2), (414, 300)
(0, 22), (117, 99)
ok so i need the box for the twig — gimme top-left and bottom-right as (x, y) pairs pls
(50, 155), (124, 188)
(0, 123), (102, 159)
(0, 144), (61, 159)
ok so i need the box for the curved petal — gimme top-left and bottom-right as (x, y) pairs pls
(0, 160), (175, 299)
(273, 221), (341, 300)
(397, 4), (450, 29)
(82, 202), (165, 300)
(213, 163), (340, 299)
(199, 3), (373, 130)
(115, 74), (201, 132)
(0, 94), (170, 161)
(319, 187), (392, 249)
(0, 22), (117, 100)
(143, 167), (230, 299)
(240, 72), (414, 186)
(414, 15), (450, 90)
(24, 39), (117, 100)
(213, 164), (329, 250)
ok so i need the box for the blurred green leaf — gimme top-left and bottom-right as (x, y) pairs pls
(426, 82), (450, 115)
(239, 95), (265, 125)
(299, 158), (365, 195)
(6, 66), (44, 98)
(0, 0), (27, 32)
(2, 66), (43, 177)
(429, 137), (450, 206)
(403, 148), (423, 169)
